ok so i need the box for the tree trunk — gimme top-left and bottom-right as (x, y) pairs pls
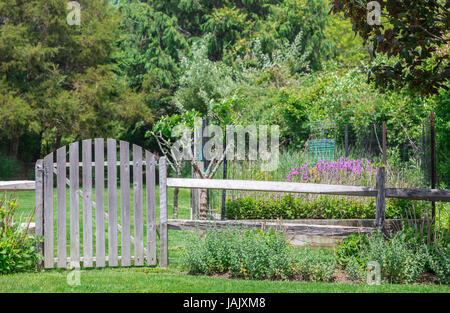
(173, 168), (182, 219)
(56, 134), (62, 150)
(173, 187), (179, 219)
(199, 188), (208, 220)
(8, 136), (19, 158)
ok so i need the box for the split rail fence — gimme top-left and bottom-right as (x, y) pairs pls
(1, 142), (450, 269)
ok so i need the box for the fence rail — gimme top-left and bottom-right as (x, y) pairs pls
(167, 178), (450, 202)
(0, 181), (36, 191)
(160, 168), (449, 266)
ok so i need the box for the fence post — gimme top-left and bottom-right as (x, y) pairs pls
(221, 135), (227, 220)
(159, 156), (168, 267)
(375, 167), (386, 233)
(344, 124), (349, 158)
(35, 159), (44, 269)
(430, 111), (436, 224)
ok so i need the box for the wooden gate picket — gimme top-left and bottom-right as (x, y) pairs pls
(35, 139), (161, 269)
(56, 146), (66, 268)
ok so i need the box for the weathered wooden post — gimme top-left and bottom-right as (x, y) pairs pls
(43, 153), (53, 268)
(221, 136), (227, 220)
(375, 167), (386, 233)
(191, 118), (203, 220)
(35, 159), (44, 269)
(159, 156), (168, 267)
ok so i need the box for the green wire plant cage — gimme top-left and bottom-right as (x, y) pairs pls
(308, 120), (337, 161)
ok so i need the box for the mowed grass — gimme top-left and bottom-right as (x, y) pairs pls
(1, 268), (450, 293)
(2, 188), (450, 293)
(6, 186), (193, 261)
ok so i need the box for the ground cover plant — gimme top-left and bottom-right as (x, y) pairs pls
(0, 195), (38, 274)
(181, 226), (450, 285)
(181, 227), (296, 280)
(181, 226), (339, 282)
(336, 227), (450, 285)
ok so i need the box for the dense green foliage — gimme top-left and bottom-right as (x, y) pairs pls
(182, 226), (450, 284)
(182, 228), (296, 279)
(0, 0), (150, 155)
(225, 195), (423, 220)
(336, 229), (450, 284)
(182, 227), (337, 282)
(0, 152), (19, 180)
(0, 198), (38, 274)
(331, 0), (449, 95)
(295, 247), (336, 282)
(1, 0), (447, 185)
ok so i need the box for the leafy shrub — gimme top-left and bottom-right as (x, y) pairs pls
(225, 195), (422, 220)
(0, 152), (20, 180)
(345, 256), (366, 281)
(336, 229), (439, 284)
(369, 232), (428, 284)
(427, 245), (450, 284)
(295, 247), (336, 282)
(181, 227), (296, 280)
(335, 233), (369, 268)
(0, 196), (38, 274)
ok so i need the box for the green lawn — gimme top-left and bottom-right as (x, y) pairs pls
(2, 188), (450, 293)
(1, 268), (449, 293)
(7, 186), (193, 259)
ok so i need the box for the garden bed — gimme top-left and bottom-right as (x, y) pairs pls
(168, 218), (429, 247)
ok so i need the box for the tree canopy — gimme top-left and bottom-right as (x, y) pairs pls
(331, 0), (449, 94)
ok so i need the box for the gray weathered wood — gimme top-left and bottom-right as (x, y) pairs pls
(54, 161), (149, 167)
(56, 146), (67, 268)
(375, 167), (386, 232)
(54, 255), (141, 263)
(107, 139), (118, 267)
(120, 141), (131, 266)
(51, 149), (150, 266)
(133, 145), (144, 266)
(0, 181), (35, 191)
(167, 220), (376, 236)
(95, 138), (105, 267)
(69, 142), (80, 266)
(168, 178), (450, 202)
(168, 178), (378, 196)
(43, 153), (54, 268)
(146, 151), (157, 265)
(159, 157), (168, 267)
(35, 160), (44, 269)
(50, 142), (150, 266)
(190, 165), (199, 220)
(385, 188), (450, 202)
(82, 139), (93, 268)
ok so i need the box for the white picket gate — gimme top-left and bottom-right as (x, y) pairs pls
(35, 139), (167, 269)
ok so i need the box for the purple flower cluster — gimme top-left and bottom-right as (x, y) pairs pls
(287, 158), (376, 183)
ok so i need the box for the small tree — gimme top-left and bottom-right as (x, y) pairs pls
(149, 99), (243, 220)
(147, 110), (199, 218)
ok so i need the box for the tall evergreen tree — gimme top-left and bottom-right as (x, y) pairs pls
(0, 0), (150, 156)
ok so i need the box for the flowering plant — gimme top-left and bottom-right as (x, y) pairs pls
(287, 158), (377, 185)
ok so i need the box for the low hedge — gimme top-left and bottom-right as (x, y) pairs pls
(181, 228), (296, 280)
(225, 195), (424, 220)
